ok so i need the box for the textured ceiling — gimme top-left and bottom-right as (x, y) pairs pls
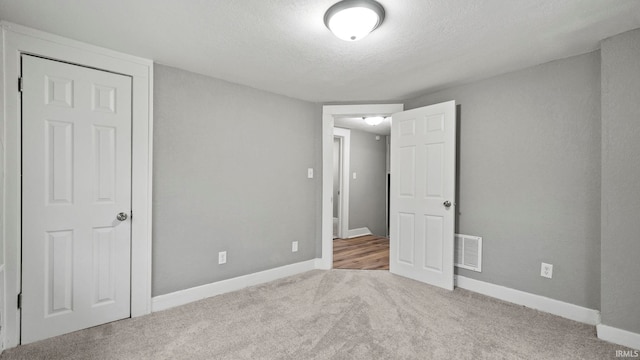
(1, 1), (640, 102)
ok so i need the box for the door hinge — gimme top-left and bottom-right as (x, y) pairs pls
(18, 77), (23, 92)
(17, 293), (22, 309)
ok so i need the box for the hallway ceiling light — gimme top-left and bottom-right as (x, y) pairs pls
(364, 116), (385, 126)
(324, 0), (385, 41)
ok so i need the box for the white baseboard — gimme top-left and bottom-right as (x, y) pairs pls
(314, 258), (330, 270)
(152, 259), (318, 312)
(597, 324), (640, 350)
(0, 265), (5, 353)
(456, 276), (601, 325)
(348, 227), (372, 238)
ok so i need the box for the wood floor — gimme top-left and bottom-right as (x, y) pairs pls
(333, 235), (389, 270)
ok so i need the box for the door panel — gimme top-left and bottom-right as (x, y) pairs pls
(46, 120), (74, 204)
(398, 146), (416, 197)
(424, 215), (444, 271)
(425, 143), (444, 197)
(398, 213), (415, 264)
(94, 126), (117, 202)
(389, 101), (456, 290)
(22, 55), (132, 343)
(46, 230), (74, 316)
(92, 226), (117, 306)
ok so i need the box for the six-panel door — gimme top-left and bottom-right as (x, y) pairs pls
(21, 55), (132, 343)
(389, 101), (456, 290)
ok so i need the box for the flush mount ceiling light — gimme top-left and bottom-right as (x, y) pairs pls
(324, 0), (385, 41)
(364, 116), (385, 126)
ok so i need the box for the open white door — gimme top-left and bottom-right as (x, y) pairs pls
(389, 101), (456, 290)
(21, 55), (132, 343)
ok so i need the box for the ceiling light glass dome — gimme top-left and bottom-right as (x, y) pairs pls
(324, 0), (385, 41)
(364, 116), (384, 126)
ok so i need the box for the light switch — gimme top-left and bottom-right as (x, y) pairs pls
(307, 168), (314, 178)
(353, 172), (357, 179)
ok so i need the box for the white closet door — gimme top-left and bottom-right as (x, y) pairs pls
(22, 55), (132, 343)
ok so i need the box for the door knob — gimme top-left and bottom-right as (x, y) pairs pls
(117, 212), (128, 221)
(443, 201), (452, 208)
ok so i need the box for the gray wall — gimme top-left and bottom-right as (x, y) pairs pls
(405, 51), (602, 309)
(348, 129), (387, 237)
(601, 28), (640, 334)
(153, 64), (320, 296)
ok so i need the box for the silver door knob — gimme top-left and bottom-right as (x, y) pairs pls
(117, 212), (128, 221)
(443, 201), (452, 208)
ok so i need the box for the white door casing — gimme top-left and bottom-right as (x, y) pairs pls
(333, 137), (341, 238)
(21, 55), (132, 343)
(389, 101), (456, 290)
(1, 22), (153, 349)
(333, 127), (351, 239)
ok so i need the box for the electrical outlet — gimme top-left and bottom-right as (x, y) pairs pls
(218, 251), (227, 265)
(292, 241), (298, 252)
(541, 262), (553, 279)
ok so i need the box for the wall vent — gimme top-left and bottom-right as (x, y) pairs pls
(455, 234), (482, 272)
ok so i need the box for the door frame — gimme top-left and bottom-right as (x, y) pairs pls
(1, 22), (154, 348)
(333, 127), (350, 239)
(320, 104), (403, 269)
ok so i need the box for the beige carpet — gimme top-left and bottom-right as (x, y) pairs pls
(0, 270), (629, 359)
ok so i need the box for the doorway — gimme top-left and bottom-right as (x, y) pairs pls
(322, 102), (457, 290)
(321, 104), (403, 270)
(2, 23), (153, 348)
(332, 124), (390, 270)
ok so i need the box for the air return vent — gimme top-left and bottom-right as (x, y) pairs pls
(455, 234), (482, 272)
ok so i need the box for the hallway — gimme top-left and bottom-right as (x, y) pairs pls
(333, 235), (389, 270)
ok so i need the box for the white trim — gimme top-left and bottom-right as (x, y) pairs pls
(152, 260), (318, 312)
(322, 104), (403, 270)
(0, 265), (5, 352)
(1, 22), (153, 348)
(456, 276), (601, 325)
(597, 324), (640, 350)
(333, 127), (350, 239)
(347, 227), (372, 238)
